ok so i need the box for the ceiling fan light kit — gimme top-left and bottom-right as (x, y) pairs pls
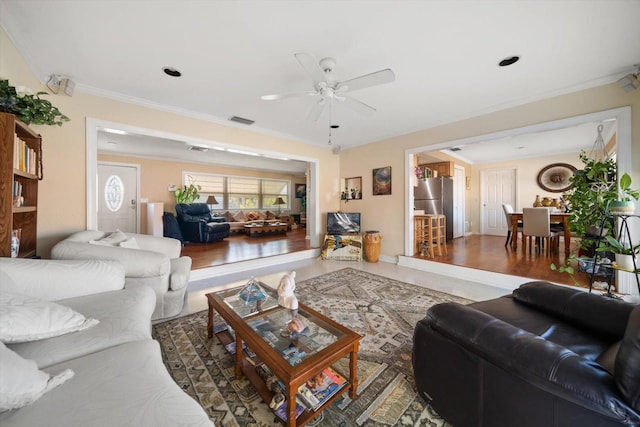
(261, 52), (395, 123)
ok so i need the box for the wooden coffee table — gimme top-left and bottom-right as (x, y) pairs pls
(244, 223), (288, 237)
(207, 284), (361, 426)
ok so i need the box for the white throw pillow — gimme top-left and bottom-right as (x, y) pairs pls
(0, 341), (74, 412)
(0, 292), (99, 343)
(119, 237), (139, 249)
(89, 229), (128, 246)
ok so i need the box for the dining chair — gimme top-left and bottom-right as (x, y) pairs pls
(502, 203), (522, 246)
(522, 207), (559, 254)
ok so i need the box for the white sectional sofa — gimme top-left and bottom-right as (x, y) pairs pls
(51, 230), (192, 320)
(0, 258), (213, 427)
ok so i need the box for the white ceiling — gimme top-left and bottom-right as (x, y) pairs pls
(97, 129), (309, 174)
(419, 119), (617, 165)
(2, 0), (639, 157)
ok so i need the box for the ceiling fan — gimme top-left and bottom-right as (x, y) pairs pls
(261, 53), (395, 121)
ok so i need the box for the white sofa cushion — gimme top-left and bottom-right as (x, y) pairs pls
(119, 237), (140, 249)
(0, 292), (98, 343)
(0, 259), (125, 301)
(8, 286), (155, 369)
(0, 342), (73, 412)
(0, 340), (213, 427)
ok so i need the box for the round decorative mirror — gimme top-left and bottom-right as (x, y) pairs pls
(536, 163), (577, 193)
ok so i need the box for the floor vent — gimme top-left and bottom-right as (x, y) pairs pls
(229, 116), (255, 125)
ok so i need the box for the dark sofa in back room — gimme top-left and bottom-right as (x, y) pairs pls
(413, 281), (640, 427)
(175, 203), (230, 243)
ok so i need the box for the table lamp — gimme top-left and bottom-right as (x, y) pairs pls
(274, 196), (286, 217)
(206, 195), (218, 212)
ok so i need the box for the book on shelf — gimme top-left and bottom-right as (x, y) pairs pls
(273, 400), (304, 422)
(296, 367), (346, 411)
(13, 136), (37, 175)
(212, 322), (228, 334)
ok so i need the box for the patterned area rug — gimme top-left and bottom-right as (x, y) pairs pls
(153, 268), (470, 426)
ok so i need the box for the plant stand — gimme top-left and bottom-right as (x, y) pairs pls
(586, 213), (639, 298)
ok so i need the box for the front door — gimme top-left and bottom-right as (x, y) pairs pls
(97, 163), (139, 233)
(481, 168), (516, 236)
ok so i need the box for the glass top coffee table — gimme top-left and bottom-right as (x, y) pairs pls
(207, 282), (361, 426)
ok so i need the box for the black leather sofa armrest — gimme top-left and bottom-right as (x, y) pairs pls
(513, 281), (634, 340)
(209, 217), (227, 223)
(424, 302), (640, 424)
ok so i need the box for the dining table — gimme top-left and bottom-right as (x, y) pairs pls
(511, 212), (572, 256)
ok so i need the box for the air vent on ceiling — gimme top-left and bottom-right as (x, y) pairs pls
(187, 145), (209, 152)
(229, 115), (255, 125)
(449, 147), (462, 152)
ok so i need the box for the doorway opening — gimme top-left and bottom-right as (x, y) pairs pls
(403, 107), (633, 290)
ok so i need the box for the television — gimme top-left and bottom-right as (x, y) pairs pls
(326, 212), (361, 235)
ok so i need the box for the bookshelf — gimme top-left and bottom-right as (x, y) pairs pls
(0, 112), (42, 258)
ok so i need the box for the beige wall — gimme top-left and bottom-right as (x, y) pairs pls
(2, 26), (639, 260)
(341, 85), (640, 257)
(1, 28), (339, 257)
(98, 153), (306, 232)
(469, 152), (581, 233)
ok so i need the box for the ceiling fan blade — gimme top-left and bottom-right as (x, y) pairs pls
(261, 91), (317, 101)
(339, 95), (376, 116)
(307, 98), (326, 121)
(337, 68), (395, 93)
(294, 52), (328, 85)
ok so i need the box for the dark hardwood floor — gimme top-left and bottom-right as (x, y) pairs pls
(180, 231), (589, 288)
(181, 228), (312, 269)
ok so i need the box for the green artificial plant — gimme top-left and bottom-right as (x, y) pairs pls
(617, 173), (640, 202)
(595, 235), (640, 256)
(174, 183), (201, 204)
(562, 151), (617, 244)
(0, 79), (70, 126)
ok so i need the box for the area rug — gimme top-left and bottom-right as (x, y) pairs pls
(152, 268), (471, 426)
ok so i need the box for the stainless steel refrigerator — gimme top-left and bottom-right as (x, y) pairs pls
(414, 177), (453, 241)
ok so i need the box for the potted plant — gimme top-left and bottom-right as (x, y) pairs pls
(562, 152), (617, 244)
(596, 235), (639, 271)
(174, 183), (201, 203)
(0, 79), (70, 126)
(609, 172), (640, 214)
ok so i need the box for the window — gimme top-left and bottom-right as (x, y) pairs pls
(104, 175), (124, 212)
(185, 172), (290, 210)
(228, 177), (260, 209)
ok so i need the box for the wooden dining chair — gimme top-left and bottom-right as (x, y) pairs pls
(522, 207), (559, 254)
(502, 203), (522, 246)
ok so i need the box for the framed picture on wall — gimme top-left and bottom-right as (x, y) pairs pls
(295, 183), (306, 198)
(372, 166), (391, 195)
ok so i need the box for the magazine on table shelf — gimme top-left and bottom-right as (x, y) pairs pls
(296, 367), (347, 411)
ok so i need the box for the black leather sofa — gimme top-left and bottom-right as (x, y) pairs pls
(413, 281), (640, 427)
(175, 203), (230, 243)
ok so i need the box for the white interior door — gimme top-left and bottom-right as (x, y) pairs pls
(453, 165), (466, 238)
(481, 168), (516, 236)
(97, 163), (139, 233)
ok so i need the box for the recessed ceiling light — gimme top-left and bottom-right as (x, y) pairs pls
(498, 56), (520, 67)
(163, 67), (182, 77)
